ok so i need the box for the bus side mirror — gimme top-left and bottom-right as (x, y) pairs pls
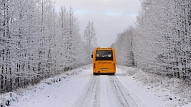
(91, 55), (93, 58)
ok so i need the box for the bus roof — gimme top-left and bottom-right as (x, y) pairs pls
(95, 47), (113, 50)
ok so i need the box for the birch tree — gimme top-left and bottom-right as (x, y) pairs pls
(0, 0), (89, 93)
(112, 27), (135, 66)
(112, 0), (191, 81)
(134, 0), (191, 79)
(84, 21), (97, 63)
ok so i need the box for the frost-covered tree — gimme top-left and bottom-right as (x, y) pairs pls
(0, 0), (89, 93)
(55, 6), (67, 72)
(134, 0), (191, 78)
(84, 21), (97, 63)
(113, 0), (191, 80)
(112, 27), (135, 66)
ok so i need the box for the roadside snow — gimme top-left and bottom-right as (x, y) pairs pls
(1, 65), (191, 107)
(118, 66), (191, 107)
(0, 65), (89, 107)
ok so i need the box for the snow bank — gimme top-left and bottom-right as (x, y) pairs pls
(0, 92), (18, 107)
(118, 65), (191, 107)
(0, 65), (89, 107)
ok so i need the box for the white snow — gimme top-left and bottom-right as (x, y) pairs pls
(1, 65), (191, 107)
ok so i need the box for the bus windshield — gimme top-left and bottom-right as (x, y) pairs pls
(96, 50), (113, 61)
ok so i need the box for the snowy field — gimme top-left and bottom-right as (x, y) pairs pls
(1, 65), (191, 107)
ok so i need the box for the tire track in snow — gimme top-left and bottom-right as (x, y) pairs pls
(108, 76), (144, 107)
(73, 75), (100, 107)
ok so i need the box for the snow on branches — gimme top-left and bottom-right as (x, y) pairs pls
(0, 0), (89, 93)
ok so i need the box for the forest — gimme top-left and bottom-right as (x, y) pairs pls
(0, 0), (96, 93)
(2, 0), (191, 94)
(112, 0), (191, 79)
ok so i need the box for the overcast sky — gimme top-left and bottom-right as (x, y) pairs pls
(52, 0), (141, 47)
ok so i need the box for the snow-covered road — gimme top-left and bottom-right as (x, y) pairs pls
(7, 65), (189, 107)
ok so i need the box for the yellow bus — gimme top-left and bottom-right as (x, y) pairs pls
(91, 47), (116, 75)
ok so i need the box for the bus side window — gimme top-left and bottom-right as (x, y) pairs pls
(91, 51), (94, 58)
